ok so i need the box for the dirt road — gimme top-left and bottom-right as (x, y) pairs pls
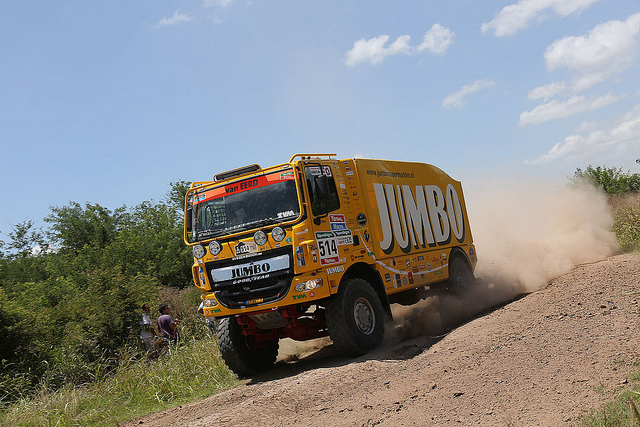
(128, 253), (640, 426)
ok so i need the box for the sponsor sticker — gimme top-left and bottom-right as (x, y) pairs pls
(211, 254), (289, 284)
(336, 235), (353, 246)
(280, 171), (294, 180)
(329, 214), (347, 231)
(308, 166), (321, 176)
(235, 241), (258, 256)
(277, 210), (296, 218)
(331, 222), (347, 231)
(329, 214), (345, 223)
(315, 232), (340, 265)
(327, 266), (345, 275)
(356, 212), (367, 226)
(296, 246), (305, 267)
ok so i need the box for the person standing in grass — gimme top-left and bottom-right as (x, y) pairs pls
(140, 303), (156, 352)
(157, 303), (179, 343)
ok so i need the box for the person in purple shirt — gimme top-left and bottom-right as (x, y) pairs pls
(157, 303), (179, 342)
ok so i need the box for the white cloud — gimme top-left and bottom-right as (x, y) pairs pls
(442, 79), (497, 110)
(155, 10), (193, 27)
(523, 13), (640, 124)
(546, 13), (640, 72)
(482, 0), (603, 37)
(527, 81), (569, 101)
(519, 93), (625, 126)
(418, 24), (455, 55)
(203, 0), (234, 8)
(345, 24), (454, 67)
(345, 35), (409, 66)
(540, 12), (640, 92)
(528, 12), (640, 99)
(525, 104), (640, 165)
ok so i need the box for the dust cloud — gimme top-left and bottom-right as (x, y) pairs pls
(389, 178), (619, 342)
(275, 178), (620, 357)
(276, 337), (332, 363)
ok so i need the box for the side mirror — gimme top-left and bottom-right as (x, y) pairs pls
(315, 174), (329, 198)
(186, 207), (193, 232)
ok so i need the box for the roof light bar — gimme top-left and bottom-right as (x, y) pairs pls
(214, 164), (261, 181)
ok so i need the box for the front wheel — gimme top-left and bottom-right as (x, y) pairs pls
(217, 316), (279, 378)
(445, 256), (476, 295)
(326, 278), (385, 356)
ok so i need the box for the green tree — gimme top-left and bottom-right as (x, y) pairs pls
(0, 181), (193, 401)
(45, 202), (126, 252)
(166, 180), (191, 217)
(0, 288), (37, 362)
(573, 165), (640, 195)
(0, 221), (50, 294)
(5, 220), (48, 259)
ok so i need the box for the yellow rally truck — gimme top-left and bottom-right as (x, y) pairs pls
(184, 154), (477, 377)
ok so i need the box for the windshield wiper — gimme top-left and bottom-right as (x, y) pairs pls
(244, 217), (280, 228)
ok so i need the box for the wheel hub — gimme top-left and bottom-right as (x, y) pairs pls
(353, 297), (375, 335)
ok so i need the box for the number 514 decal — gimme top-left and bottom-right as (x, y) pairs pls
(315, 231), (340, 265)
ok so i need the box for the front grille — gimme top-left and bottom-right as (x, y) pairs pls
(215, 276), (291, 308)
(205, 247), (293, 308)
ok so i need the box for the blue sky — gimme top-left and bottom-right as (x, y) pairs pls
(1, 0), (639, 235)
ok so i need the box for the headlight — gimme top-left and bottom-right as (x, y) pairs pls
(295, 278), (323, 292)
(254, 230), (268, 246)
(208, 240), (221, 256)
(271, 226), (285, 242)
(192, 244), (205, 259)
(202, 298), (218, 307)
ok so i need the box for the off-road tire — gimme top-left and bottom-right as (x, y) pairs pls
(326, 278), (385, 356)
(217, 316), (279, 378)
(445, 255), (476, 295)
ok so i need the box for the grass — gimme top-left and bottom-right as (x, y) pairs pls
(564, 193), (640, 427)
(576, 290), (640, 427)
(0, 337), (240, 426)
(577, 391), (640, 427)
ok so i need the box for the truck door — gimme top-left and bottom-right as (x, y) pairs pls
(302, 163), (344, 267)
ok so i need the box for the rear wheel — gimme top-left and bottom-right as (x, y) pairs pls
(217, 316), (279, 378)
(445, 256), (476, 295)
(326, 278), (385, 356)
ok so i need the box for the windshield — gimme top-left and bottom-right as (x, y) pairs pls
(189, 168), (300, 242)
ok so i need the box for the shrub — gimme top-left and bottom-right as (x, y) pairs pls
(610, 193), (640, 253)
(573, 165), (640, 195)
